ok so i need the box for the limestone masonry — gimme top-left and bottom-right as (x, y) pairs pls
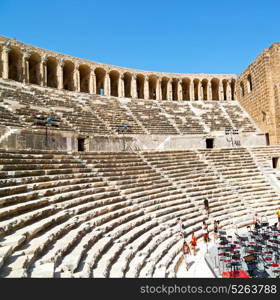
(0, 36), (236, 101)
(0, 36), (280, 278)
(237, 43), (280, 145)
(0, 35), (274, 152)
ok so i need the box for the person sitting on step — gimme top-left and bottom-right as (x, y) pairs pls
(202, 221), (210, 243)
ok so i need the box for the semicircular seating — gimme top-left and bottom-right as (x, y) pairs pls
(0, 147), (280, 278)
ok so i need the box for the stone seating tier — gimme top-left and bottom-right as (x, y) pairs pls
(0, 147), (279, 278)
(0, 106), (22, 127)
(0, 79), (259, 135)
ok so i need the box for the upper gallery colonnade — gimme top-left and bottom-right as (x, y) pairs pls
(0, 37), (237, 101)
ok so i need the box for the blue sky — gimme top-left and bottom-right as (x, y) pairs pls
(0, 0), (279, 75)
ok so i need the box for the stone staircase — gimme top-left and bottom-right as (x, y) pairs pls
(0, 78), (259, 136)
(0, 147), (279, 278)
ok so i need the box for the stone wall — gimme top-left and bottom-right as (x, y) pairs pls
(0, 129), (76, 151)
(92, 133), (266, 151)
(237, 43), (280, 145)
(0, 128), (267, 152)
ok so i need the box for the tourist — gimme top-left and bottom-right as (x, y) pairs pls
(272, 222), (278, 231)
(216, 220), (221, 231)
(213, 220), (218, 240)
(191, 232), (197, 256)
(203, 199), (209, 216)
(177, 218), (185, 238)
(202, 221), (210, 243)
(277, 208), (280, 227)
(253, 213), (261, 231)
(177, 218), (183, 233)
(182, 240), (191, 271)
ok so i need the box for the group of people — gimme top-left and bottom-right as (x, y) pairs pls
(178, 204), (280, 272)
(181, 232), (197, 271)
(253, 210), (280, 231)
(177, 215), (221, 271)
(177, 198), (214, 271)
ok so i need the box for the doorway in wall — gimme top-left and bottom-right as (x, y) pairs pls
(78, 138), (85, 152)
(265, 133), (270, 146)
(272, 157), (279, 169)
(206, 138), (214, 149)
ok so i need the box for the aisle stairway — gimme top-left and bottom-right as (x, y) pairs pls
(0, 147), (279, 278)
(0, 79), (259, 135)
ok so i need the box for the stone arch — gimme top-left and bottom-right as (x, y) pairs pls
(109, 70), (120, 97)
(63, 60), (75, 91)
(95, 68), (106, 95)
(211, 78), (219, 100)
(240, 81), (245, 97)
(8, 47), (22, 82)
(79, 64), (90, 93)
(247, 74), (253, 92)
(161, 77), (168, 100)
(149, 75), (157, 100)
(231, 79), (236, 100)
(182, 78), (190, 100)
(46, 57), (57, 88)
(123, 72), (132, 98)
(222, 79), (228, 101)
(172, 78), (178, 100)
(136, 74), (145, 99)
(28, 52), (41, 85)
(202, 79), (208, 100)
(193, 79), (200, 100)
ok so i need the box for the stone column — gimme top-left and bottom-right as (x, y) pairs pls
(131, 74), (137, 98)
(178, 79), (182, 101)
(74, 64), (80, 92)
(118, 74), (123, 97)
(57, 58), (64, 89)
(104, 72), (110, 96)
(22, 50), (30, 83)
(207, 80), (212, 101)
(232, 80), (236, 100)
(40, 55), (47, 86)
(197, 80), (202, 100)
(122, 75), (125, 97)
(157, 78), (162, 100)
(190, 80), (195, 100)
(219, 81), (224, 101)
(167, 79), (172, 100)
(89, 68), (96, 94)
(1, 44), (10, 79)
(144, 76), (149, 99)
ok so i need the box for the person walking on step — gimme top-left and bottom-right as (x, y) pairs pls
(203, 199), (209, 217)
(202, 221), (210, 243)
(213, 220), (219, 240)
(191, 232), (197, 256)
(182, 240), (191, 271)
